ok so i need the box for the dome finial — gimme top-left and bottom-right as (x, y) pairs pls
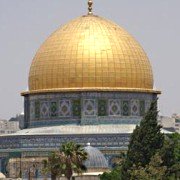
(88, 0), (93, 15)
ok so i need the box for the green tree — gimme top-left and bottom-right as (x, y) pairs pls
(42, 151), (62, 180)
(42, 142), (88, 180)
(161, 133), (180, 179)
(122, 100), (164, 179)
(100, 153), (126, 180)
(130, 153), (167, 180)
(159, 136), (176, 174)
(100, 166), (122, 180)
(168, 133), (180, 163)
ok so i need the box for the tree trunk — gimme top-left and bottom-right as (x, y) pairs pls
(66, 169), (73, 180)
(67, 175), (72, 180)
(51, 174), (56, 180)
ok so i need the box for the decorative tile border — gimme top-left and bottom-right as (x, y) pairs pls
(22, 92), (156, 128)
(0, 134), (130, 150)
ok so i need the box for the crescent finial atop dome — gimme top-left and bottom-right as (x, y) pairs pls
(88, 0), (93, 15)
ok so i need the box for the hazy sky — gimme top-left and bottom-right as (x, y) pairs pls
(0, 0), (180, 120)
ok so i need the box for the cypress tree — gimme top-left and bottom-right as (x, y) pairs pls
(122, 99), (164, 179)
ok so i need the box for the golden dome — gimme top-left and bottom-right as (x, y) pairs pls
(27, 15), (157, 94)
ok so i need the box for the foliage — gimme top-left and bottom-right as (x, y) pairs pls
(104, 99), (180, 180)
(168, 133), (180, 163)
(128, 134), (180, 180)
(122, 99), (164, 179)
(100, 165), (122, 180)
(129, 152), (167, 180)
(42, 151), (62, 180)
(111, 152), (126, 168)
(160, 136), (176, 169)
(162, 133), (180, 179)
(100, 153), (126, 180)
(42, 142), (88, 180)
(100, 99), (180, 180)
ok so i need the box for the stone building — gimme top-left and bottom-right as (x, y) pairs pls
(158, 116), (176, 132)
(172, 114), (180, 133)
(0, 1), (163, 178)
(0, 119), (19, 135)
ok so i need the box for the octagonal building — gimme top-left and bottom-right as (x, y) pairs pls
(22, 10), (159, 128)
(0, 1), (160, 178)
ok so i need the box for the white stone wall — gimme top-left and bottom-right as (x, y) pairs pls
(158, 116), (175, 128)
(0, 120), (19, 135)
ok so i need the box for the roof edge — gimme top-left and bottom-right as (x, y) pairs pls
(21, 87), (161, 96)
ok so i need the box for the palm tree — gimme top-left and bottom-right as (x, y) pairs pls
(42, 151), (62, 180)
(42, 142), (88, 180)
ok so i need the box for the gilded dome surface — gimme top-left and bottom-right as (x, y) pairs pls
(28, 15), (154, 94)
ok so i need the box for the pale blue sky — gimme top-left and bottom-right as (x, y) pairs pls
(0, 0), (180, 119)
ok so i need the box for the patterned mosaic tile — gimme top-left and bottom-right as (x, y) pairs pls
(83, 99), (96, 116)
(59, 100), (71, 117)
(35, 101), (40, 119)
(131, 100), (139, 116)
(109, 99), (121, 116)
(98, 99), (107, 116)
(122, 100), (130, 116)
(72, 99), (81, 117)
(26, 92), (155, 127)
(40, 102), (49, 118)
(50, 102), (58, 117)
(30, 101), (35, 119)
(140, 100), (145, 116)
